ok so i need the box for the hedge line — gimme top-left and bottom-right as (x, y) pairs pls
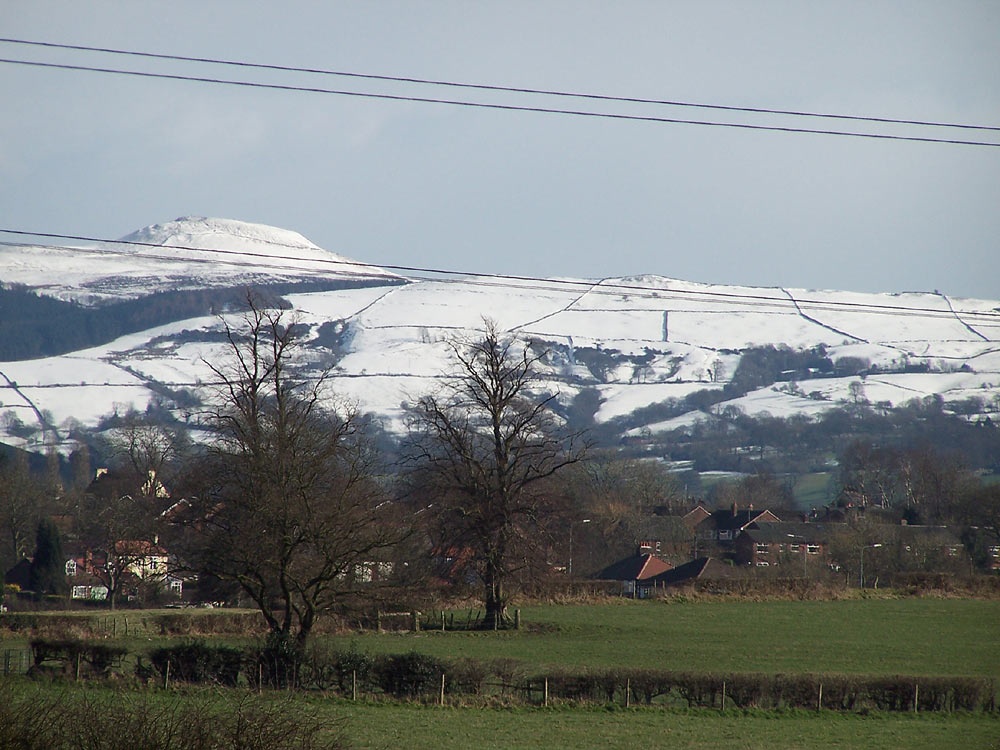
(534, 667), (996, 712)
(30, 638), (994, 713)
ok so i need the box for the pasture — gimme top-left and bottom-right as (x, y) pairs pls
(1, 596), (997, 749)
(323, 597), (1000, 677)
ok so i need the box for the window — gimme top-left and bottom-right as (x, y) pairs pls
(65, 560), (77, 577)
(755, 543), (769, 554)
(807, 544), (821, 555)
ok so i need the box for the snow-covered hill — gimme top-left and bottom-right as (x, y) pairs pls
(1, 218), (998, 452)
(0, 216), (399, 305)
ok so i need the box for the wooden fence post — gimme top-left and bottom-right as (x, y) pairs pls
(164, 660), (170, 690)
(914, 683), (919, 713)
(818, 682), (823, 711)
(625, 678), (631, 708)
(544, 677), (549, 707)
(352, 670), (357, 701)
(721, 681), (726, 712)
(440, 673), (446, 705)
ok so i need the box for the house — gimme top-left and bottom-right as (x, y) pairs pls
(890, 524), (966, 570)
(695, 504), (782, 547)
(633, 516), (699, 562)
(87, 467), (169, 500)
(64, 538), (177, 602)
(682, 503), (712, 530)
(3, 558), (32, 590)
(113, 539), (169, 580)
(734, 522), (844, 570)
(646, 556), (744, 589)
(593, 548), (672, 598)
(64, 544), (110, 601)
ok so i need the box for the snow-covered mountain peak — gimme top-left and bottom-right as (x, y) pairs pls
(0, 217), (402, 306)
(117, 217), (352, 265)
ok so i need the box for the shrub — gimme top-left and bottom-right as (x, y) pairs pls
(148, 641), (243, 686)
(298, 643), (377, 694)
(375, 651), (448, 698)
(29, 638), (127, 678)
(446, 657), (491, 696)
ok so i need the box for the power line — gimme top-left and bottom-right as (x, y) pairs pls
(3, 36), (998, 134)
(2, 56), (999, 149)
(2, 228), (999, 324)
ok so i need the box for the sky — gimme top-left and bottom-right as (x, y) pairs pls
(2, 1), (999, 299)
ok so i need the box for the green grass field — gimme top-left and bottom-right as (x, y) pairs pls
(323, 598), (1000, 678)
(3, 681), (996, 750)
(3, 598), (998, 749)
(336, 703), (1000, 750)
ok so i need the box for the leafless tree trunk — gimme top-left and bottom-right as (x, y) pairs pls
(405, 320), (587, 629)
(178, 292), (404, 657)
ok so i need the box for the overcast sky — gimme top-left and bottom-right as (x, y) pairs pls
(2, 2), (998, 299)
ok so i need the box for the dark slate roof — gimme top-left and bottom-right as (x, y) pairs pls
(698, 507), (782, 532)
(740, 522), (845, 544)
(3, 558), (32, 588)
(894, 525), (962, 546)
(594, 553), (671, 582)
(647, 557), (741, 586)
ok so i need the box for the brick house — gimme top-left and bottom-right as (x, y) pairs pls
(695, 504), (782, 551)
(593, 548), (672, 598)
(645, 556), (745, 590)
(734, 521), (843, 570)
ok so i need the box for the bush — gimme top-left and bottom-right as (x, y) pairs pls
(29, 638), (127, 678)
(298, 643), (376, 694)
(375, 651), (448, 698)
(148, 641), (243, 686)
(446, 657), (491, 696)
(247, 633), (303, 689)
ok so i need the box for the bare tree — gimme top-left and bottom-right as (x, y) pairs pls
(562, 453), (685, 573)
(105, 411), (186, 493)
(0, 452), (46, 570)
(179, 293), (403, 652)
(76, 477), (159, 609)
(405, 320), (587, 629)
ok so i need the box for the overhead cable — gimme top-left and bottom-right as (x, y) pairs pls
(2, 36), (998, 134)
(1, 57), (998, 148)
